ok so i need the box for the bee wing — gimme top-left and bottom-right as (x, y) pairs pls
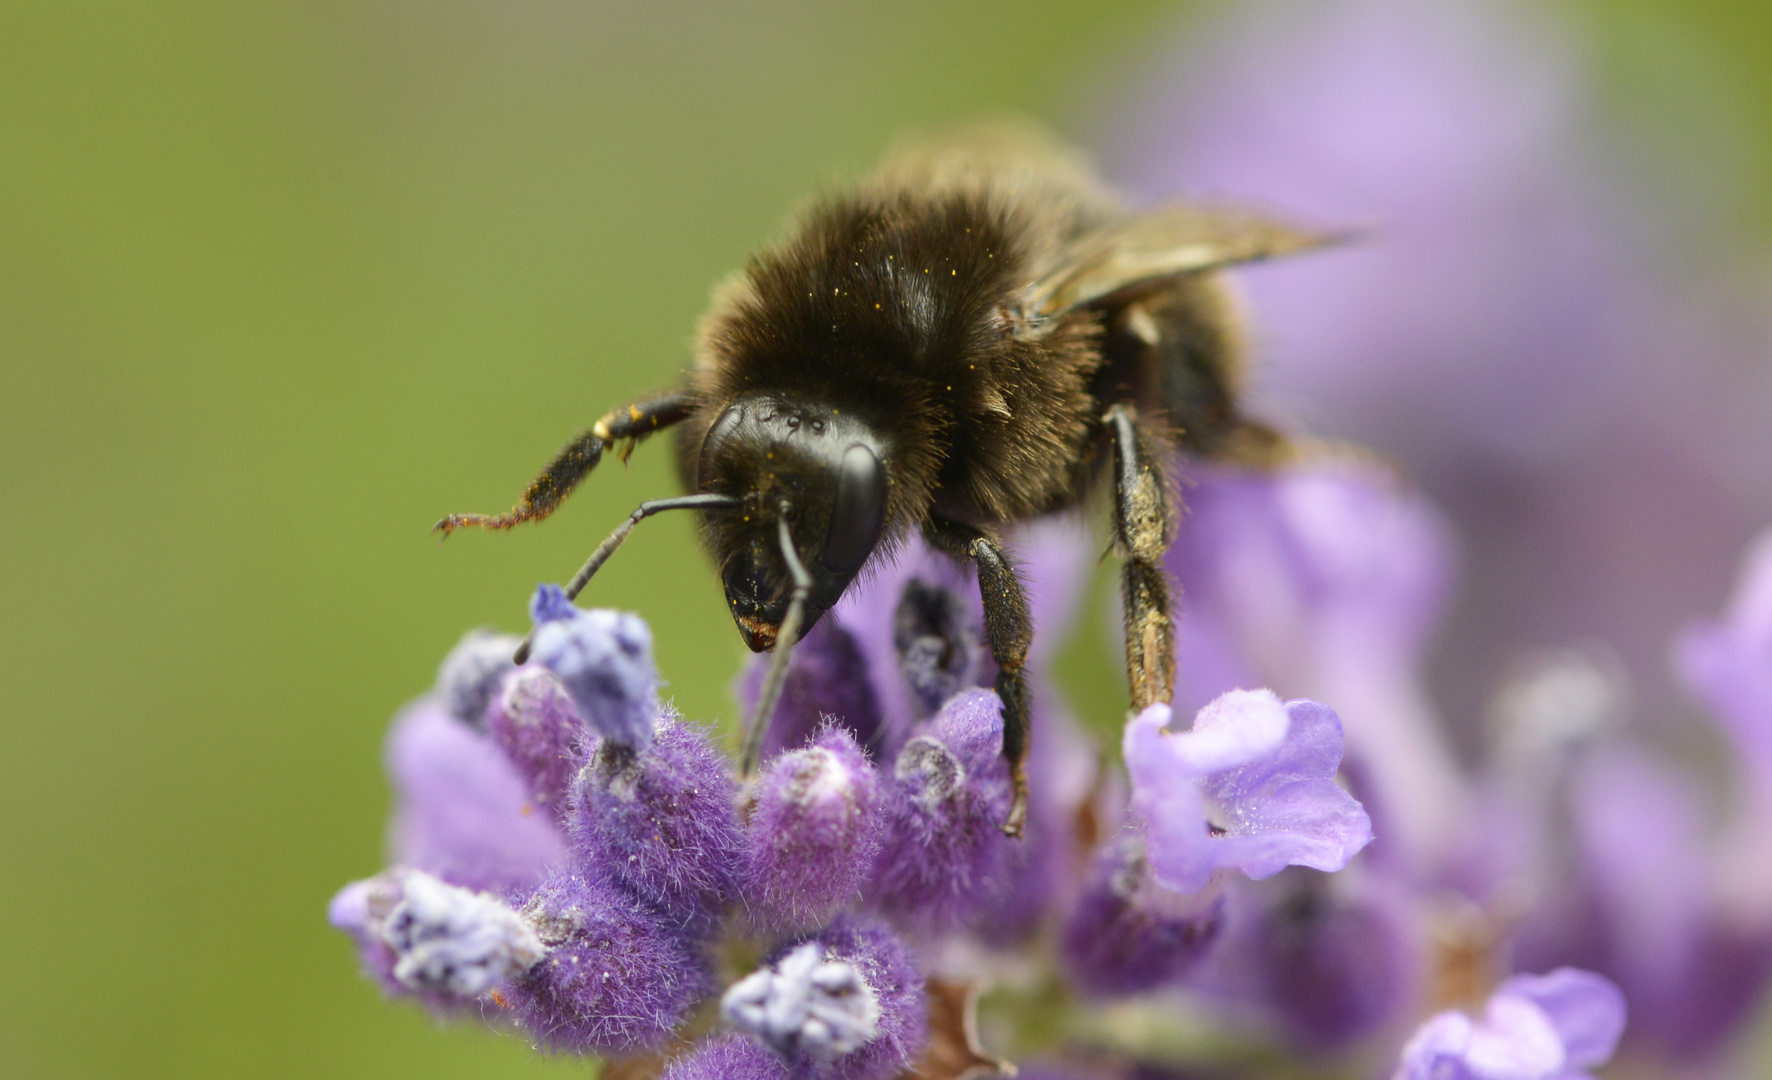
(1025, 205), (1341, 318)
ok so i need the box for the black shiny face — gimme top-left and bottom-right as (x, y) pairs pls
(696, 394), (889, 651)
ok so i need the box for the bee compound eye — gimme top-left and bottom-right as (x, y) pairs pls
(821, 443), (886, 576)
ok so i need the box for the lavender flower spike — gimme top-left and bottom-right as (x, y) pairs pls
(1126, 690), (1372, 894)
(1394, 968), (1627, 1080)
(1676, 527), (1772, 790)
(527, 583), (658, 754)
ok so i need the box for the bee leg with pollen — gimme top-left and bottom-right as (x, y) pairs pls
(1105, 403), (1176, 711)
(926, 518), (1034, 839)
(433, 391), (695, 537)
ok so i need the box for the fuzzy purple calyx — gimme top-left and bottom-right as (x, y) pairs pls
(724, 941), (883, 1062)
(870, 688), (1014, 930)
(746, 726), (880, 933)
(527, 584), (658, 754)
(375, 870), (544, 997)
(486, 666), (586, 815)
(567, 713), (743, 926)
(1127, 690), (1373, 894)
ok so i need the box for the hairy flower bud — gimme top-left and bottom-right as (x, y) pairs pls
(745, 725), (881, 933)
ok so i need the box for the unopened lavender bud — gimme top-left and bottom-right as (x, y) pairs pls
(722, 918), (924, 1080)
(528, 584), (658, 754)
(486, 666), (585, 816)
(746, 726), (880, 933)
(871, 688), (1013, 930)
(1061, 839), (1225, 997)
(379, 870), (545, 996)
(568, 713), (743, 926)
(436, 629), (523, 728)
(505, 868), (714, 1055)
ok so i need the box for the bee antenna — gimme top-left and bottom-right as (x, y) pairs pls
(511, 492), (740, 664)
(739, 506), (811, 776)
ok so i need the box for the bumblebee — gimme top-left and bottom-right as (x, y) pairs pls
(437, 124), (1329, 836)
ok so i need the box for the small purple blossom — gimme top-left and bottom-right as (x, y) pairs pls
(566, 711), (743, 928)
(745, 725), (881, 934)
(528, 583), (658, 754)
(1393, 969), (1626, 1080)
(722, 917), (924, 1080)
(485, 666), (586, 818)
(378, 870), (544, 996)
(869, 688), (1014, 931)
(328, 869), (544, 1004)
(724, 941), (883, 1062)
(504, 867), (714, 1055)
(1126, 690), (1373, 895)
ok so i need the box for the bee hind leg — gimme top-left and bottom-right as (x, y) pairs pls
(926, 518), (1034, 839)
(433, 391), (694, 536)
(1105, 404), (1176, 711)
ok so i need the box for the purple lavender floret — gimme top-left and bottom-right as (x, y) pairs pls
(328, 869), (544, 1006)
(566, 711), (743, 928)
(485, 666), (586, 820)
(385, 700), (567, 892)
(722, 916), (926, 1080)
(661, 1034), (790, 1080)
(528, 583), (658, 754)
(1061, 838), (1226, 997)
(1393, 968), (1626, 1080)
(436, 628), (523, 728)
(869, 688), (1015, 931)
(504, 866), (714, 1056)
(745, 725), (881, 934)
(1126, 691), (1372, 895)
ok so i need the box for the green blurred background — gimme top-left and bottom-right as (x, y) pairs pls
(2, 2), (1768, 1077)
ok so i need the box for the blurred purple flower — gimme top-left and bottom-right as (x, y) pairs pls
(1392, 968), (1625, 1080)
(1060, 838), (1226, 997)
(1101, 0), (1772, 743)
(384, 699), (567, 893)
(1125, 690), (1372, 895)
(1677, 527), (1772, 793)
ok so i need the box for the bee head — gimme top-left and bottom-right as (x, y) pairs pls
(696, 395), (889, 652)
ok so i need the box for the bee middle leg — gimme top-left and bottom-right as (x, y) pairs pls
(925, 517), (1033, 839)
(434, 390), (694, 536)
(1105, 403), (1176, 711)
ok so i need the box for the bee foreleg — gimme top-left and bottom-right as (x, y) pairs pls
(926, 518), (1033, 839)
(1105, 404), (1176, 711)
(433, 391), (694, 537)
